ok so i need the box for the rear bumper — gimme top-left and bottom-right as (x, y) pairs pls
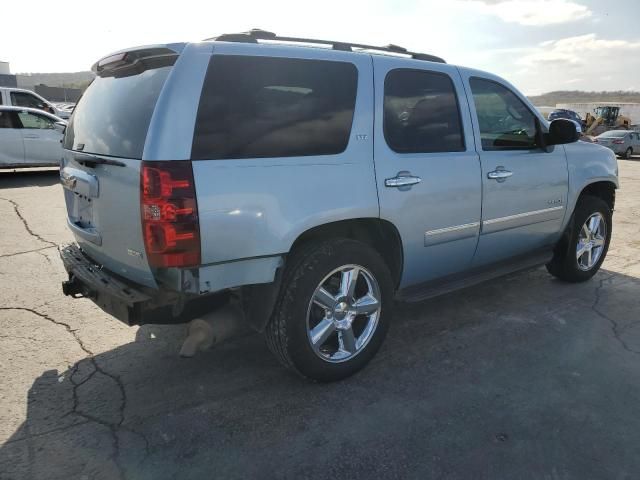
(59, 244), (228, 326)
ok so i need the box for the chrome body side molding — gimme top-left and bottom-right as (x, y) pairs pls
(424, 222), (480, 247)
(482, 206), (564, 234)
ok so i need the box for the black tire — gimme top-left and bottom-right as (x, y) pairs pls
(546, 195), (612, 283)
(265, 238), (394, 382)
(624, 147), (633, 160)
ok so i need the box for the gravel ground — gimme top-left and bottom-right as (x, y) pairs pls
(1, 160), (640, 480)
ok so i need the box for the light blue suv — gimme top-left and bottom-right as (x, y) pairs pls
(59, 30), (618, 381)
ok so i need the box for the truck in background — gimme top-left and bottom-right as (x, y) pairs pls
(0, 87), (71, 119)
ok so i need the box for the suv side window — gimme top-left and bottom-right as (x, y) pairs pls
(192, 55), (358, 160)
(384, 69), (464, 153)
(17, 111), (55, 129)
(470, 77), (539, 151)
(11, 92), (45, 110)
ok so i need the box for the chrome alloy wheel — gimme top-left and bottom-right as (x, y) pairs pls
(576, 212), (607, 271)
(306, 264), (382, 363)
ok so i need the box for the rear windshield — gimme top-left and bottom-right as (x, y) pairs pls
(63, 65), (172, 159)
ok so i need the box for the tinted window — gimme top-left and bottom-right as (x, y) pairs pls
(11, 92), (45, 109)
(17, 111), (54, 129)
(192, 55), (358, 160)
(0, 111), (17, 128)
(470, 78), (539, 150)
(63, 66), (172, 159)
(384, 69), (464, 153)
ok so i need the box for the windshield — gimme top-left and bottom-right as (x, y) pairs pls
(63, 65), (172, 159)
(549, 111), (567, 119)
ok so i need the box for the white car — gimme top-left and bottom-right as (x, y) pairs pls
(0, 106), (66, 168)
(0, 87), (71, 119)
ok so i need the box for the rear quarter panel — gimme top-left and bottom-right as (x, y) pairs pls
(189, 44), (379, 265)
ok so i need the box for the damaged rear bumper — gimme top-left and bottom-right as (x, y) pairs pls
(59, 244), (228, 326)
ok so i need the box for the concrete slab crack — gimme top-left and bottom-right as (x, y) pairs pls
(0, 306), (146, 478)
(0, 245), (56, 259)
(0, 197), (57, 247)
(2, 421), (91, 445)
(592, 277), (640, 355)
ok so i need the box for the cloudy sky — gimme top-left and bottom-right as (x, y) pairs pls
(2, 0), (638, 94)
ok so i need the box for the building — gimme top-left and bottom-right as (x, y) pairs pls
(0, 61), (18, 88)
(34, 84), (82, 103)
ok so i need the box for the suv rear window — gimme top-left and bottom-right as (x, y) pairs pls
(192, 55), (358, 160)
(63, 65), (172, 159)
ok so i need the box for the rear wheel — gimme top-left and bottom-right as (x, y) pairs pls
(546, 195), (612, 283)
(624, 147), (633, 159)
(265, 239), (393, 382)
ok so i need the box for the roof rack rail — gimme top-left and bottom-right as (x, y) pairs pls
(203, 29), (446, 64)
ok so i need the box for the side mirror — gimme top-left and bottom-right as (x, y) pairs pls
(547, 119), (580, 145)
(53, 121), (66, 134)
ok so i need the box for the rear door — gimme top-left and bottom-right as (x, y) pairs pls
(15, 110), (61, 165)
(60, 45), (190, 287)
(0, 110), (24, 166)
(372, 57), (482, 288)
(462, 74), (569, 266)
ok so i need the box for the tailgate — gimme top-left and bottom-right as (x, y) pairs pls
(60, 45), (181, 288)
(60, 156), (156, 287)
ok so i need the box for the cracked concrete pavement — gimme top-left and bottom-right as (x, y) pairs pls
(1, 161), (640, 479)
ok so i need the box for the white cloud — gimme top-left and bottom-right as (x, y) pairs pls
(518, 34), (640, 68)
(502, 34), (640, 94)
(468, 0), (592, 26)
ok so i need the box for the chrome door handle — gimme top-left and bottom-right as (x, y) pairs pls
(385, 173), (422, 188)
(487, 167), (513, 182)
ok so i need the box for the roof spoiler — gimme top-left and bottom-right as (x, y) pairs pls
(92, 44), (184, 77)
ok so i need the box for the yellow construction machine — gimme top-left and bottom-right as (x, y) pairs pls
(584, 106), (632, 136)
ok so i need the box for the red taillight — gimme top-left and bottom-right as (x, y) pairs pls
(141, 161), (200, 268)
(612, 139), (625, 144)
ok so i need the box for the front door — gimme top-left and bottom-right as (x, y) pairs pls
(462, 74), (569, 266)
(0, 110), (24, 166)
(373, 57), (482, 288)
(16, 110), (61, 165)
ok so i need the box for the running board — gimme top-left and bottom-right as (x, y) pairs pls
(396, 248), (554, 303)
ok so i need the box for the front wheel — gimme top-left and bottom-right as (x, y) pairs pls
(546, 195), (612, 283)
(265, 239), (394, 382)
